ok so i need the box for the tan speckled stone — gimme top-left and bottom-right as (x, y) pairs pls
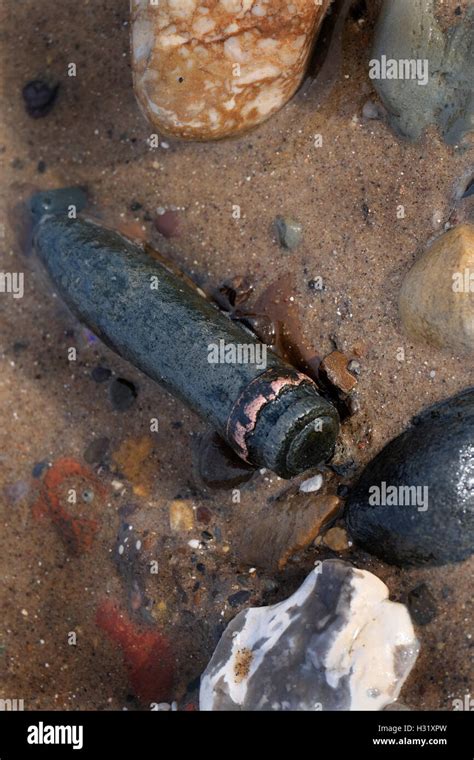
(399, 224), (474, 355)
(131, 0), (332, 140)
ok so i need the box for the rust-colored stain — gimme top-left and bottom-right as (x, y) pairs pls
(32, 457), (106, 555)
(234, 648), (253, 683)
(96, 599), (175, 704)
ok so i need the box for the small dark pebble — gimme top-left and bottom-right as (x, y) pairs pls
(274, 215), (303, 251)
(37, 160), (47, 174)
(109, 378), (138, 412)
(32, 460), (49, 478)
(337, 484), (350, 498)
(196, 506), (212, 524)
(155, 210), (180, 238)
(261, 578), (279, 594)
(84, 437), (110, 465)
(196, 563), (206, 574)
(201, 531), (213, 541)
(407, 584), (438, 626)
(82, 488), (94, 504)
(12, 341), (29, 354)
(331, 460), (357, 477)
(228, 590), (251, 608)
(22, 79), (59, 118)
(130, 201), (142, 212)
(91, 365), (112, 383)
(462, 178), (474, 199)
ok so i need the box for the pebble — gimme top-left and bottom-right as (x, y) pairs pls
(200, 560), (419, 711)
(84, 437), (110, 465)
(196, 506), (212, 525)
(371, 0), (474, 145)
(274, 216), (303, 251)
(299, 474), (323, 493)
(228, 590), (251, 608)
(169, 500), (194, 532)
(462, 178), (474, 199)
(323, 526), (350, 552)
(407, 584), (438, 626)
(154, 210), (180, 239)
(321, 350), (358, 394)
(399, 224), (474, 355)
(347, 388), (474, 566)
(131, 1), (331, 139)
(22, 79), (59, 118)
(109, 378), (138, 412)
(91, 366), (112, 383)
(362, 99), (382, 120)
(32, 461), (49, 478)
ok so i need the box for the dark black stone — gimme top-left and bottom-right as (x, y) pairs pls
(337, 484), (350, 498)
(37, 160), (47, 174)
(462, 178), (474, 199)
(228, 590), (251, 608)
(84, 437), (110, 465)
(32, 461), (49, 478)
(22, 79), (59, 118)
(91, 365), (111, 383)
(109, 378), (138, 412)
(346, 389), (474, 566)
(407, 584), (437, 626)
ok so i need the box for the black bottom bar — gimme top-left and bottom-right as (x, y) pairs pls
(0, 710), (471, 757)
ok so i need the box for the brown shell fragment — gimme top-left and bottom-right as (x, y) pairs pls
(131, 0), (332, 140)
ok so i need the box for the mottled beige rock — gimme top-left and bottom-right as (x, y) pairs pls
(399, 224), (474, 355)
(131, 0), (332, 140)
(169, 499), (195, 531)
